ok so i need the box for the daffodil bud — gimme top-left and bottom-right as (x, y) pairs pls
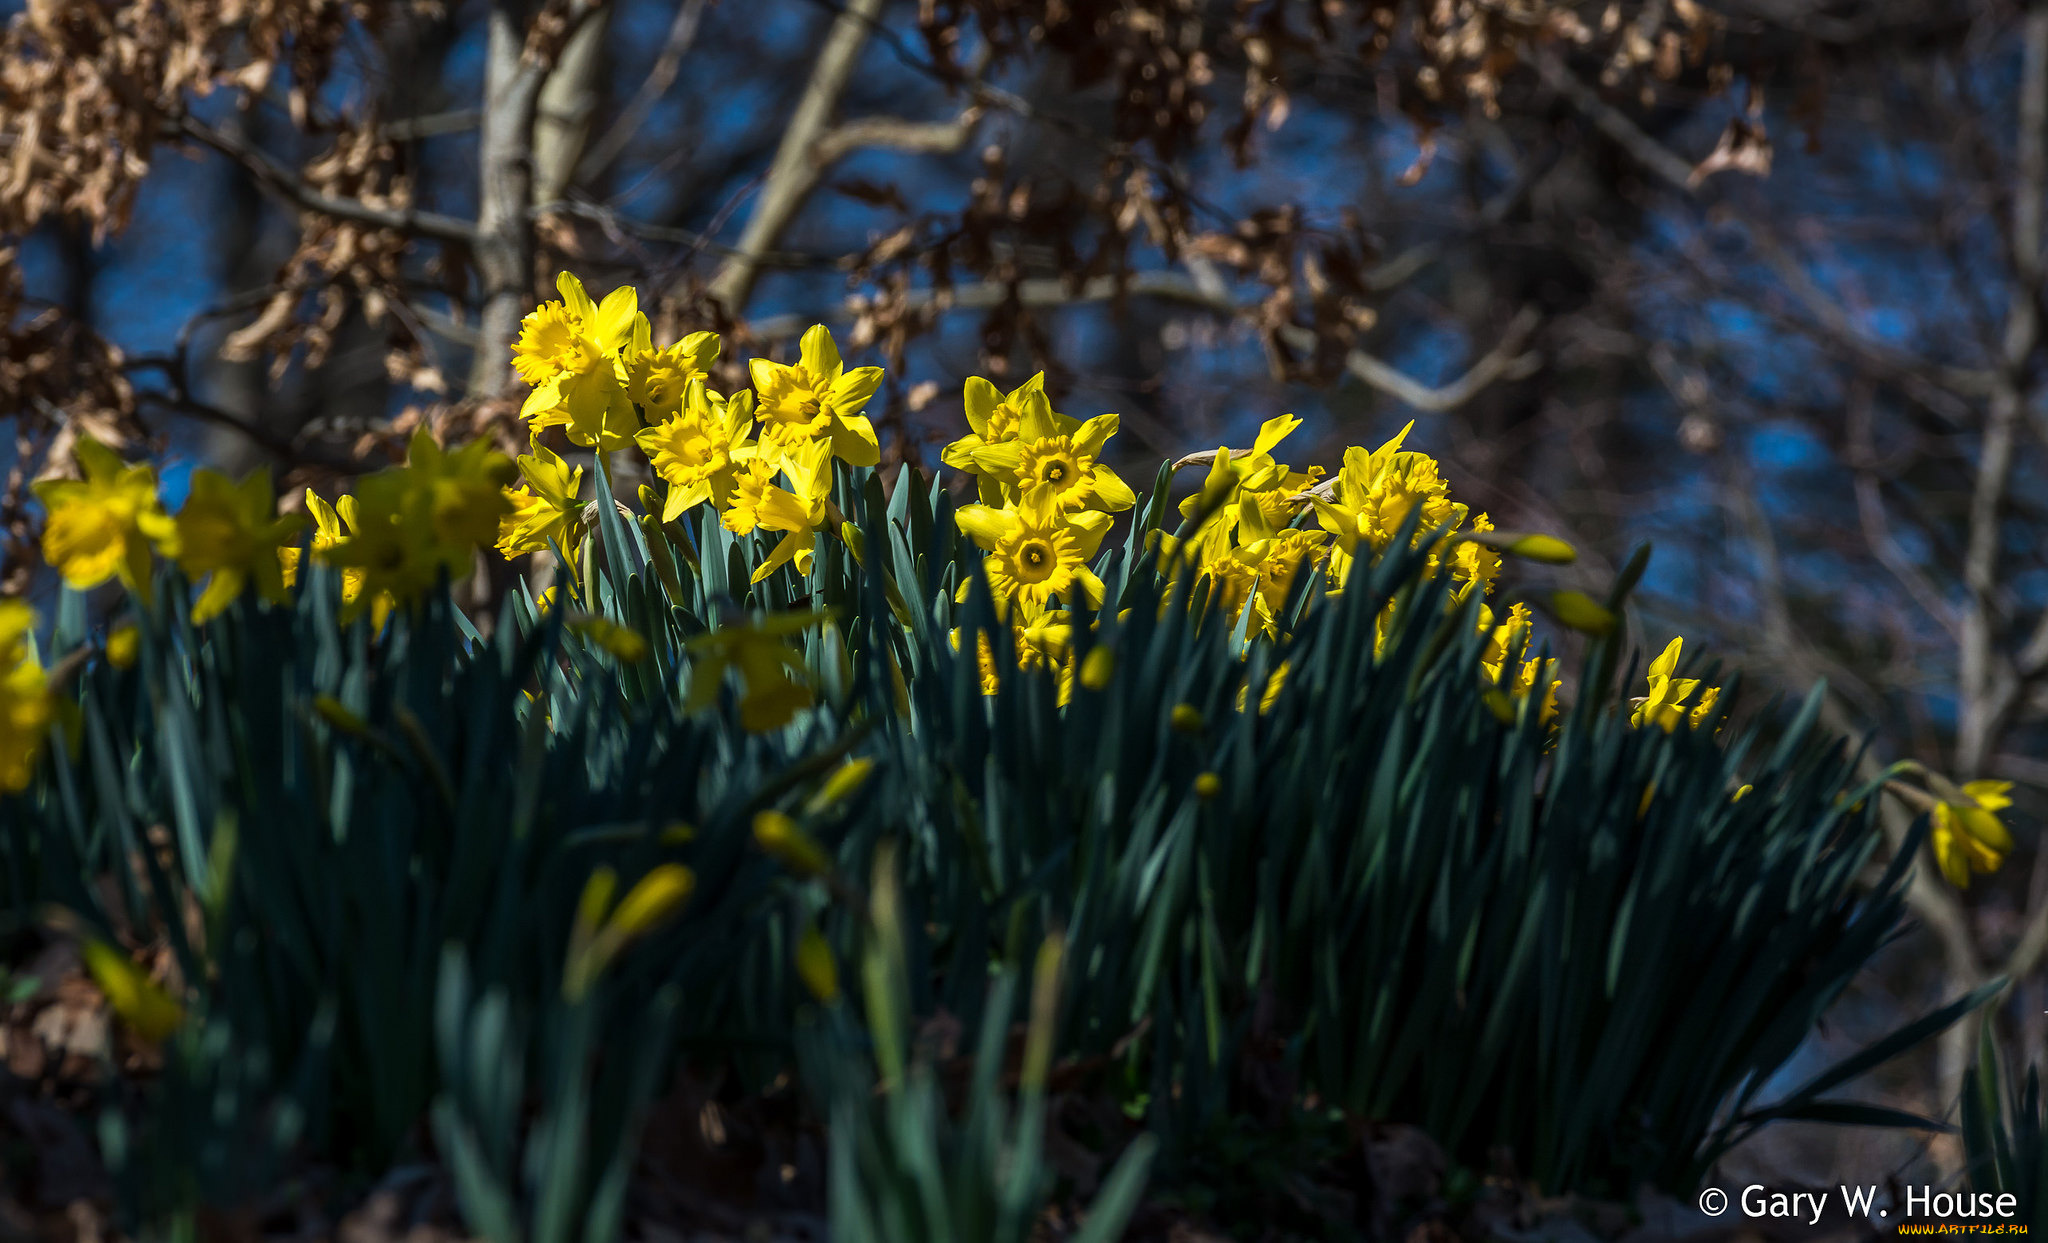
(806, 757), (875, 814)
(1170, 703), (1205, 734)
(106, 623), (139, 670)
(796, 923), (841, 1004)
(1080, 646), (1115, 690)
(605, 864), (696, 940)
(1550, 590), (1616, 637)
(82, 939), (183, 1043)
(754, 810), (832, 877)
(1194, 771), (1222, 799)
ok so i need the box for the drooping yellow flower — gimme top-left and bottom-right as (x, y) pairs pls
(723, 439), (835, 584)
(167, 467), (305, 623)
(684, 612), (826, 731)
(1175, 415), (1323, 565)
(515, 272), (646, 452)
(496, 441), (583, 559)
(748, 325), (884, 466)
(636, 383), (755, 521)
(969, 407), (1135, 514)
(955, 493), (1112, 620)
(623, 331), (722, 422)
(942, 374), (1071, 505)
(1630, 637), (1720, 732)
(34, 438), (172, 599)
(1932, 779), (2015, 888)
(0, 601), (51, 792)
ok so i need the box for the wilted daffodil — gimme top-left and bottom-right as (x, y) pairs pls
(515, 272), (645, 452)
(35, 438), (173, 599)
(0, 600), (51, 792)
(1932, 779), (2015, 888)
(724, 439), (834, 584)
(970, 407), (1135, 514)
(167, 467), (305, 623)
(749, 325), (883, 466)
(1630, 637), (1721, 732)
(684, 612), (827, 731)
(637, 381), (755, 521)
(497, 441), (583, 560)
(941, 374), (1066, 504)
(955, 493), (1112, 620)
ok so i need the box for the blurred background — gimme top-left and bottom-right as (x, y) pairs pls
(3, 0), (2044, 1192)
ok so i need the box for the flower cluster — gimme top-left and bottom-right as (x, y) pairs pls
(33, 429), (512, 633)
(940, 374), (1136, 696)
(9, 272), (2017, 897)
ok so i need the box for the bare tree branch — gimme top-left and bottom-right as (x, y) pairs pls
(707, 0), (887, 311)
(578, 0), (711, 183)
(173, 114), (478, 244)
(749, 274), (1542, 414)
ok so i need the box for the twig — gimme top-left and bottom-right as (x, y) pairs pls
(578, 0), (711, 182)
(748, 273), (1541, 414)
(708, 0), (888, 310)
(173, 114), (478, 244)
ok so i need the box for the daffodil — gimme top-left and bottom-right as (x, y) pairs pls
(515, 272), (646, 452)
(0, 600), (51, 792)
(1176, 414), (1323, 565)
(34, 438), (173, 599)
(684, 612), (826, 731)
(624, 331), (722, 421)
(1311, 422), (1467, 588)
(636, 382), (755, 521)
(165, 467), (305, 623)
(1932, 779), (2015, 888)
(955, 493), (1112, 620)
(1476, 602), (1560, 726)
(942, 374), (1069, 505)
(497, 440), (583, 559)
(1630, 637), (1720, 732)
(723, 439), (835, 584)
(301, 490), (390, 623)
(969, 407), (1135, 514)
(748, 325), (884, 466)
(322, 429), (514, 614)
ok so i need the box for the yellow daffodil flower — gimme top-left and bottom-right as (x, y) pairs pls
(167, 467), (305, 623)
(969, 407), (1135, 514)
(748, 325), (884, 466)
(516, 272), (646, 452)
(1310, 421), (1469, 589)
(1932, 779), (2015, 888)
(0, 600), (51, 792)
(1175, 415), (1306, 547)
(624, 331), (721, 421)
(941, 374), (1070, 505)
(323, 429), (514, 616)
(34, 438), (173, 600)
(722, 439), (835, 584)
(955, 492), (1112, 620)
(496, 440), (583, 560)
(1630, 637), (1720, 732)
(684, 612), (826, 731)
(636, 382), (755, 521)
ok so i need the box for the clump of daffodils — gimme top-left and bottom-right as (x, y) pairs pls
(34, 269), (1947, 883)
